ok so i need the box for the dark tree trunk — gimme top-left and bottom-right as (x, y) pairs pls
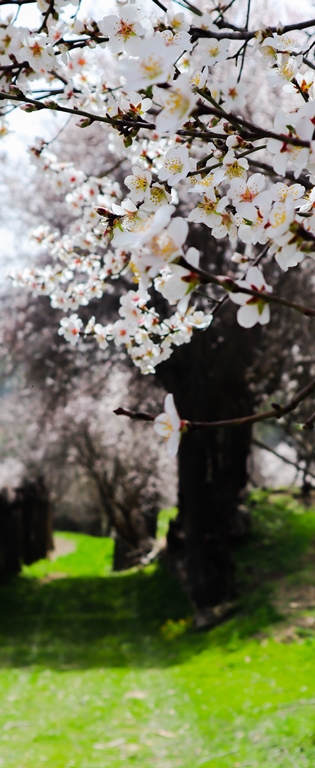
(158, 302), (258, 623)
(0, 477), (53, 580)
(111, 507), (157, 571)
(21, 477), (53, 565)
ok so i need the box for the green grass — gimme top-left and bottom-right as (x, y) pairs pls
(1, 497), (315, 767)
(22, 531), (114, 579)
(156, 506), (178, 540)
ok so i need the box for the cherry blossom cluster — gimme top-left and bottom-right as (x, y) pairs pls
(2, 0), (315, 452)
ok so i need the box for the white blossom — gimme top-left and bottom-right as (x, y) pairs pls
(119, 37), (176, 90)
(154, 393), (181, 457)
(197, 37), (230, 66)
(230, 267), (272, 328)
(125, 166), (152, 202)
(221, 76), (247, 111)
(155, 74), (197, 135)
(98, 5), (146, 54)
(58, 314), (83, 345)
(158, 145), (192, 186)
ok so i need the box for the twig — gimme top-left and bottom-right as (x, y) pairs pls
(44, 115), (72, 147)
(173, 0), (203, 16)
(237, 0), (251, 82)
(195, 93), (311, 148)
(252, 438), (315, 480)
(114, 407), (154, 422)
(190, 18), (315, 43)
(0, 0), (35, 4)
(302, 408), (315, 430)
(151, 0), (167, 11)
(209, 246), (269, 317)
(114, 376), (315, 431)
(303, 56), (315, 72)
(38, 0), (55, 33)
(0, 91), (156, 130)
(178, 259), (315, 319)
(252, 244), (270, 267)
(247, 158), (313, 189)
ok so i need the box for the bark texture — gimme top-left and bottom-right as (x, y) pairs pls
(159, 303), (258, 622)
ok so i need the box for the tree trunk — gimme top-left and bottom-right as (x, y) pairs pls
(0, 477), (52, 580)
(159, 302), (258, 623)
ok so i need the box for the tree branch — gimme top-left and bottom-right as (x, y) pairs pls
(38, 0), (55, 33)
(114, 377), (315, 431)
(0, 90), (156, 130)
(179, 259), (315, 319)
(253, 438), (315, 480)
(190, 18), (315, 43)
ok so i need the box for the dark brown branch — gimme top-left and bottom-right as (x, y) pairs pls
(179, 259), (315, 319)
(247, 158), (313, 189)
(190, 18), (315, 43)
(207, 245), (270, 317)
(196, 94), (311, 148)
(38, 0), (55, 33)
(303, 56), (315, 72)
(0, 0), (35, 4)
(0, 90), (156, 130)
(174, 0), (202, 16)
(113, 407), (154, 422)
(303, 409), (315, 430)
(151, 0), (167, 11)
(1, 89), (311, 151)
(114, 377), (315, 431)
(236, 0), (251, 82)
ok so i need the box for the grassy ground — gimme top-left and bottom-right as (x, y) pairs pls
(1, 497), (315, 767)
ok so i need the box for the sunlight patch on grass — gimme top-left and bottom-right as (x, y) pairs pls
(156, 507), (177, 540)
(22, 532), (114, 579)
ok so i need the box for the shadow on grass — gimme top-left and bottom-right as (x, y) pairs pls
(0, 564), (281, 671)
(235, 489), (315, 592)
(0, 565), (194, 670)
(0, 492), (315, 671)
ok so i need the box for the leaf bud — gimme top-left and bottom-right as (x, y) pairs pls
(75, 117), (93, 127)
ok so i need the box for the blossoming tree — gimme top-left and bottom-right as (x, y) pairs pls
(2, 0), (315, 618)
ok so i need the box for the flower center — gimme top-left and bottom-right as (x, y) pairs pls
(140, 56), (163, 80)
(150, 187), (167, 203)
(226, 162), (245, 178)
(116, 20), (136, 41)
(208, 44), (219, 57)
(166, 91), (190, 116)
(30, 41), (44, 58)
(133, 177), (148, 190)
(198, 196), (217, 215)
(271, 210), (287, 228)
(150, 233), (176, 258)
(241, 188), (254, 201)
(164, 157), (184, 175)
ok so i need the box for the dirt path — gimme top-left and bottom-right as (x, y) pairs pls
(48, 536), (76, 561)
